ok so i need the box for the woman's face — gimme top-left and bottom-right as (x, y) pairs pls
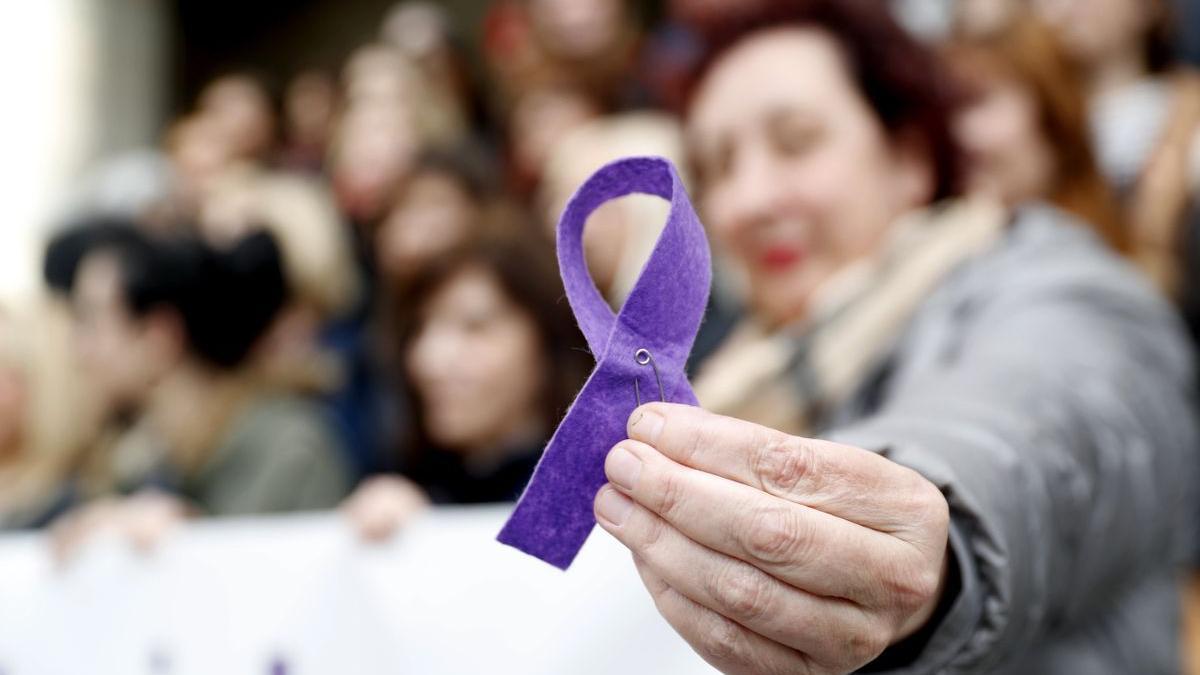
(529, 0), (624, 60)
(689, 28), (934, 325)
(1033, 0), (1154, 66)
(377, 171), (477, 283)
(406, 267), (545, 453)
(285, 72), (336, 147)
(199, 77), (275, 160)
(170, 117), (236, 202)
(954, 72), (1056, 207)
(332, 104), (418, 223)
(510, 87), (598, 180)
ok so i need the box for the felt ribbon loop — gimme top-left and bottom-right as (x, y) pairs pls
(497, 156), (712, 569)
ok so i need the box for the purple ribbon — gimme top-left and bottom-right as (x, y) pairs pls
(497, 156), (712, 569)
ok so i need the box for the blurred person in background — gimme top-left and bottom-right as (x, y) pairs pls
(380, 2), (481, 136)
(278, 70), (339, 175)
(198, 166), (362, 391)
(332, 42), (466, 235)
(370, 145), (515, 481)
(480, 0), (544, 113)
(1034, 0), (1200, 309)
(0, 301), (103, 530)
(374, 145), (498, 291)
(329, 99), (420, 233)
(195, 73), (278, 166)
(161, 114), (239, 226)
(342, 42), (467, 152)
(482, 0), (643, 112)
(524, 0), (642, 106)
(947, 11), (1128, 252)
(586, 1), (1197, 672)
(505, 81), (601, 199)
(47, 225), (351, 560)
(198, 166), (385, 476)
(343, 232), (589, 541)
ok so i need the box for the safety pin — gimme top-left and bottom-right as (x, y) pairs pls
(633, 348), (666, 406)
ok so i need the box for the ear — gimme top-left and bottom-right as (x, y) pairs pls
(889, 128), (938, 209)
(141, 308), (186, 368)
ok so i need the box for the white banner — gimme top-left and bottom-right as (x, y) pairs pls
(0, 506), (714, 675)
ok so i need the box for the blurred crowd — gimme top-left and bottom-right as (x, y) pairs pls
(0, 0), (1198, 572)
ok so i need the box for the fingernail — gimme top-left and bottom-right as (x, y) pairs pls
(595, 486), (633, 526)
(629, 408), (664, 443)
(606, 446), (642, 491)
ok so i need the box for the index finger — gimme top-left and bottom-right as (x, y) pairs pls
(627, 403), (938, 538)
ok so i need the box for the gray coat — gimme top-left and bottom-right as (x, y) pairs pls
(828, 204), (1199, 673)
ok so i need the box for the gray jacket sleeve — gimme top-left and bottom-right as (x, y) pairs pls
(830, 217), (1198, 673)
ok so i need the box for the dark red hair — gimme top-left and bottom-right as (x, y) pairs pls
(682, 0), (967, 201)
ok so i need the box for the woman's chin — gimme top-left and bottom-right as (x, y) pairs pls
(751, 282), (818, 328)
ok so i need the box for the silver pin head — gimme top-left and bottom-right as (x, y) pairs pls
(633, 348), (666, 406)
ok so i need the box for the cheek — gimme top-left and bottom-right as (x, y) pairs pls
(988, 97), (1040, 156)
(701, 187), (744, 253)
(791, 149), (891, 261)
(472, 325), (543, 404)
(957, 102), (1007, 156)
(405, 331), (444, 390)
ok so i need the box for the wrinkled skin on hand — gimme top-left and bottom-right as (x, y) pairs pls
(595, 403), (949, 674)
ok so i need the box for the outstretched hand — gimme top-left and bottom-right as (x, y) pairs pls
(594, 403), (950, 674)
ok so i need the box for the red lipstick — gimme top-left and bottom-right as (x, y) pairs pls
(759, 245), (804, 270)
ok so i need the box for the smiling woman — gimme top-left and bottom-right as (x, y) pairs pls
(590, 1), (1198, 673)
(687, 2), (976, 435)
(342, 228), (591, 542)
(395, 231), (589, 499)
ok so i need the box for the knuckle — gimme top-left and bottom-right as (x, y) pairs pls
(842, 623), (891, 667)
(654, 470), (688, 521)
(744, 503), (807, 566)
(708, 560), (775, 624)
(904, 475), (951, 545)
(694, 611), (745, 665)
(901, 471), (946, 517)
(640, 512), (671, 551)
(752, 434), (813, 496)
(883, 561), (941, 614)
(679, 413), (719, 467)
(644, 571), (675, 608)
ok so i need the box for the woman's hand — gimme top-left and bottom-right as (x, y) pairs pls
(341, 474), (430, 542)
(50, 491), (190, 566)
(594, 403), (950, 674)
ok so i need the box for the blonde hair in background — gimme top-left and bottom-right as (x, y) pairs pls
(0, 298), (103, 522)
